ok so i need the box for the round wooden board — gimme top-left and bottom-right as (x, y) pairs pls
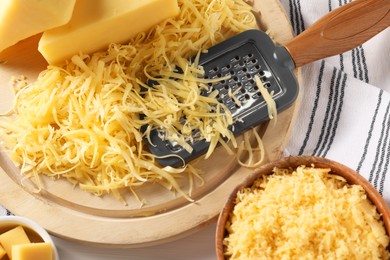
(0, 0), (301, 247)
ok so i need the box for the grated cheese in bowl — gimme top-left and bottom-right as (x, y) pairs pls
(222, 165), (390, 259)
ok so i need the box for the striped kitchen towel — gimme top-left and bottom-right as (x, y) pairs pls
(280, 0), (390, 206)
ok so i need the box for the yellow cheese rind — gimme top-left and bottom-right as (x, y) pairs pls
(0, 0), (76, 52)
(38, 0), (180, 64)
(0, 226), (31, 258)
(12, 242), (52, 260)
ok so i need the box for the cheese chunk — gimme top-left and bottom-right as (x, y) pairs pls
(12, 243), (52, 260)
(0, 226), (31, 258)
(0, 0), (76, 52)
(0, 244), (6, 259)
(38, 0), (180, 64)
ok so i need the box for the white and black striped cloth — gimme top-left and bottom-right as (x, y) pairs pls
(281, 0), (390, 206)
(1, 0), (389, 216)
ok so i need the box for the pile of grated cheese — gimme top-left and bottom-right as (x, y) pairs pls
(0, 0), (263, 202)
(224, 166), (390, 259)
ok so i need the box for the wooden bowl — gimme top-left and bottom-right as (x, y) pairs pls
(215, 156), (390, 259)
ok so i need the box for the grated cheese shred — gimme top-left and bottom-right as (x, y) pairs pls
(224, 166), (390, 259)
(255, 75), (277, 123)
(0, 0), (268, 202)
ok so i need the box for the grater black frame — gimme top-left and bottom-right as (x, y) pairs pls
(145, 30), (299, 167)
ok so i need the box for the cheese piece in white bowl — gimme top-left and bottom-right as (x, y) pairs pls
(0, 244), (5, 258)
(12, 242), (53, 260)
(0, 216), (59, 260)
(0, 0), (76, 52)
(0, 226), (31, 258)
(38, 0), (180, 65)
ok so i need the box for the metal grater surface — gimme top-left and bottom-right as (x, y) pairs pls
(201, 42), (283, 122)
(164, 45), (282, 151)
(146, 30), (298, 167)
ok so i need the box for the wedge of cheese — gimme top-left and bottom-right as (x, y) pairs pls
(0, 0), (76, 52)
(38, 0), (180, 65)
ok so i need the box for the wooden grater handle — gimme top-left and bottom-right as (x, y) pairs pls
(285, 0), (390, 68)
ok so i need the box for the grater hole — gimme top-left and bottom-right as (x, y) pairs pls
(243, 67), (248, 72)
(259, 70), (265, 76)
(264, 82), (271, 88)
(251, 59), (257, 64)
(233, 76), (238, 82)
(255, 65), (261, 70)
(230, 71), (235, 75)
(239, 61), (245, 66)
(253, 92), (261, 99)
(235, 56), (240, 61)
(226, 64), (231, 69)
(248, 53), (254, 58)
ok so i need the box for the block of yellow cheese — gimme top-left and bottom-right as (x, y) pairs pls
(38, 0), (180, 64)
(0, 0), (76, 52)
(0, 226), (31, 259)
(0, 244), (6, 259)
(12, 242), (53, 260)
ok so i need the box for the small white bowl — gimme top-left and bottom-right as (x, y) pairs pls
(0, 215), (59, 260)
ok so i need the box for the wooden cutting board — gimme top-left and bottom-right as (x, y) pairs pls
(0, 0), (301, 247)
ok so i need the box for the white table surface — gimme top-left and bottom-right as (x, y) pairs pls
(53, 221), (217, 260)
